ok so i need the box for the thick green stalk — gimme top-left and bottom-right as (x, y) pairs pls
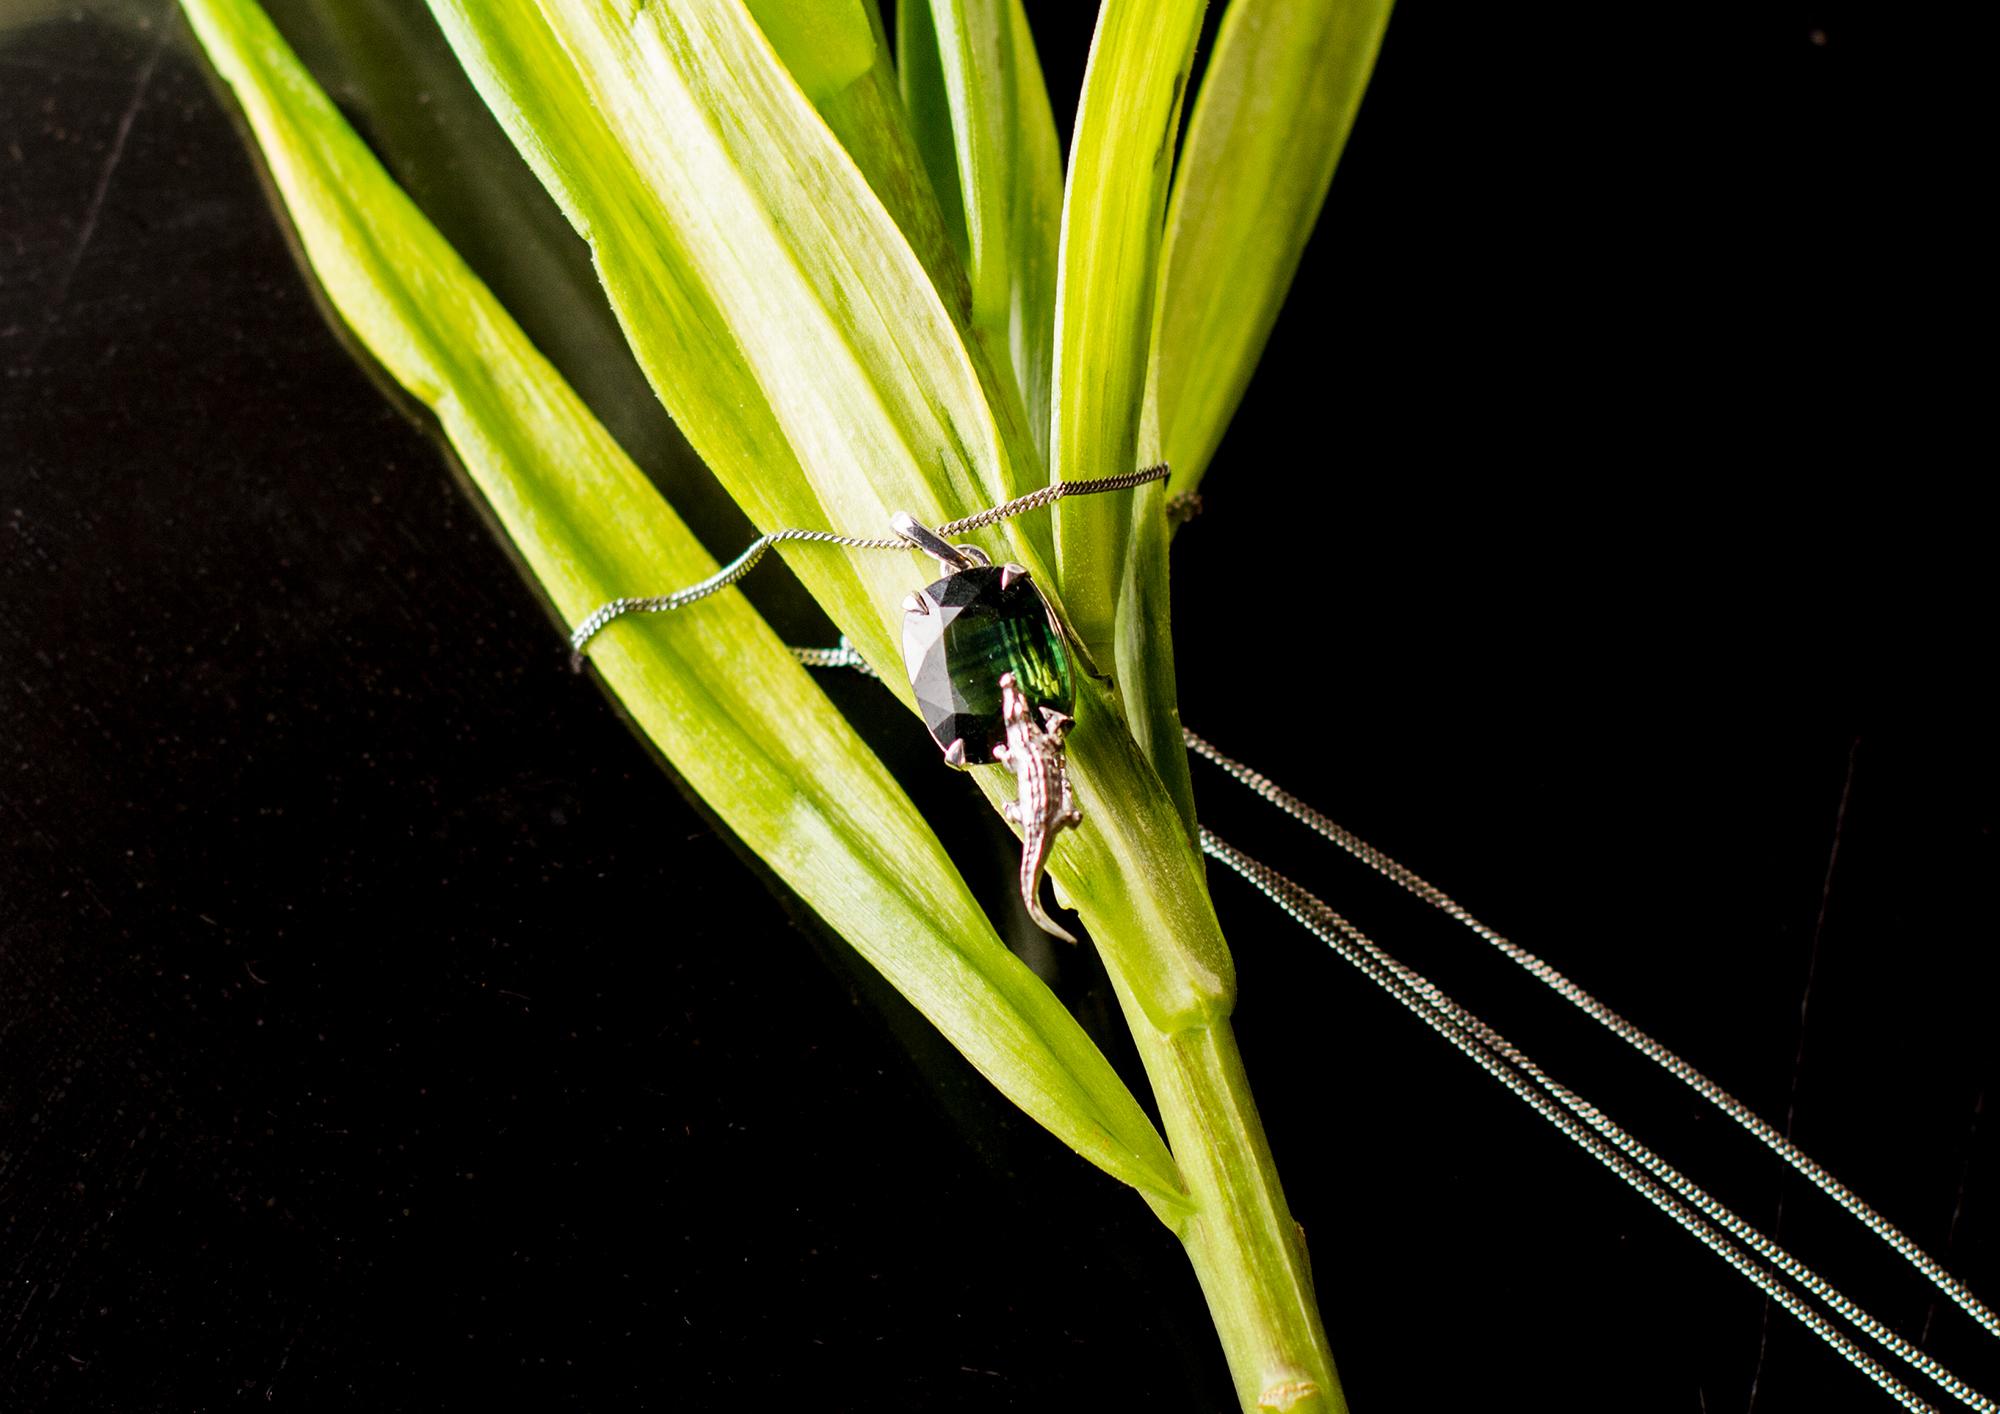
(969, 676), (1341, 1411)
(1102, 950), (1345, 1414)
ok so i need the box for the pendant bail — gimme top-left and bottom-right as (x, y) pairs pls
(890, 511), (990, 574)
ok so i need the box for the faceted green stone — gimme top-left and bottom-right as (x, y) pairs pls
(901, 565), (1072, 760)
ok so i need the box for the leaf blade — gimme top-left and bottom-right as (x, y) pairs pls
(1145, 0), (1394, 498)
(742, 0), (876, 102)
(1049, 0), (1207, 663)
(1002, 0), (1064, 469)
(895, 0), (972, 266)
(901, 0), (1064, 471)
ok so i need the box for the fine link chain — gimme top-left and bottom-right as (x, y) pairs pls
(567, 465), (1169, 658)
(789, 637), (879, 678)
(1181, 727), (2000, 1348)
(1197, 830), (1955, 1414)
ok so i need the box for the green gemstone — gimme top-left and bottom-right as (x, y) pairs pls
(902, 565), (1073, 761)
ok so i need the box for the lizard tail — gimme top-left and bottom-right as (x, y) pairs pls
(1022, 867), (1079, 944)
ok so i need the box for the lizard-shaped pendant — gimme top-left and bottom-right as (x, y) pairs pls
(991, 671), (1082, 943)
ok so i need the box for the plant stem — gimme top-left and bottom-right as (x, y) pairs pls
(1100, 959), (1348, 1414)
(1002, 674), (1340, 1405)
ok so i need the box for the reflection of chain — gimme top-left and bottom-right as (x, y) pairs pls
(567, 465), (1168, 658)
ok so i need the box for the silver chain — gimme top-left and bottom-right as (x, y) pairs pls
(567, 465), (1168, 659)
(1198, 829), (1964, 1414)
(1181, 727), (2000, 1348)
(788, 637), (879, 678)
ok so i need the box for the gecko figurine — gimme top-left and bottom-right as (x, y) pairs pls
(991, 671), (1083, 943)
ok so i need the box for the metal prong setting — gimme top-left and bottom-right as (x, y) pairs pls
(901, 591), (931, 616)
(999, 563), (1028, 591)
(942, 738), (968, 769)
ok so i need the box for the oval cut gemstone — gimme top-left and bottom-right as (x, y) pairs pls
(902, 565), (1073, 761)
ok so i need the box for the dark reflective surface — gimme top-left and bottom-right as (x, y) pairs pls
(2, 5), (1991, 1412)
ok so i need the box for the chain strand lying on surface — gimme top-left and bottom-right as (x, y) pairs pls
(568, 464), (1169, 659)
(1182, 727), (2000, 1347)
(1197, 829), (1957, 1414)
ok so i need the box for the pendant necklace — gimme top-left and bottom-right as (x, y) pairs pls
(889, 512), (1081, 941)
(569, 464), (1163, 941)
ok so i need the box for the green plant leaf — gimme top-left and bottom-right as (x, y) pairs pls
(894, 0), (969, 260)
(897, 0), (1064, 468)
(777, 0), (973, 329)
(1144, 0), (1394, 499)
(423, 0), (1054, 693)
(1049, 0), (1207, 665)
(742, 0), (875, 102)
(284, 0), (702, 506)
(178, 0), (1187, 1210)
(801, 0), (1051, 554)
(1114, 482), (1200, 841)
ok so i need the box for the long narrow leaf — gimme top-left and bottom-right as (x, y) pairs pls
(1144, 0), (1394, 498)
(1114, 485), (1200, 840)
(1049, 0), (1207, 663)
(895, 0), (970, 261)
(898, 0), (1064, 466)
(741, 0), (875, 102)
(1002, 1), (1063, 468)
(766, 0), (974, 329)
(179, 0), (1186, 1209)
(812, 22), (1053, 526)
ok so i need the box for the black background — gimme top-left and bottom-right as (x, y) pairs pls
(2, 3), (1992, 1411)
